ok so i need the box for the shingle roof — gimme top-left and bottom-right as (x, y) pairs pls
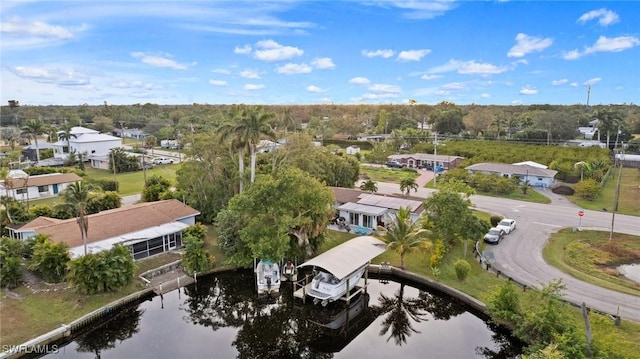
(0, 173), (83, 189)
(331, 187), (365, 204)
(387, 153), (464, 162)
(22, 199), (200, 248)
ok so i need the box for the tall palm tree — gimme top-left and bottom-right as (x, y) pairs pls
(379, 206), (430, 270)
(21, 119), (48, 164)
(57, 122), (76, 159)
(220, 105), (248, 193)
(399, 178), (418, 197)
(60, 181), (95, 255)
(220, 105), (276, 186)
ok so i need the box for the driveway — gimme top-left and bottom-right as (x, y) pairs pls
(373, 181), (640, 322)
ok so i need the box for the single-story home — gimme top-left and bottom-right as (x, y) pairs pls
(512, 161), (547, 169)
(346, 145), (360, 155)
(356, 134), (391, 142)
(112, 128), (147, 140)
(465, 163), (558, 187)
(616, 154), (640, 168)
(0, 171), (83, 201)
(8, 199), (200, 259)
(386, 153), (465, 170)
(331, 187), (424, 231)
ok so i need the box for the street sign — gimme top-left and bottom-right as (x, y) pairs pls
(578, 210), (584, 217)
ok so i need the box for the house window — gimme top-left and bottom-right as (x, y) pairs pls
(349, 212), (360, 226)
(538, 177), (543, 181)
(363, 215), (373, 228)
(38, 185), (48, 193)
(16, 188), (27, 195)
(148, 237), (164, 256)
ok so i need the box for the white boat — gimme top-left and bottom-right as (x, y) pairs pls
(308, 263), (367, 306)
(255, 260), (281, 295)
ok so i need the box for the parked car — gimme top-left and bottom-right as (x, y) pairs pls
(385, 160), (406, 168)
(484, 227), (505, 244)
(152, 157), (174, 165)
(496, 219), (517, 234)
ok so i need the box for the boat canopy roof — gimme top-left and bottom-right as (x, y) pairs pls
(298, 236), (387, 280)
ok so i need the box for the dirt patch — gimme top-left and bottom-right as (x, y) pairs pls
(20, 265), (71, 294)
(552, 185), (575, 195)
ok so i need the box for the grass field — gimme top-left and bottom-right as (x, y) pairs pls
(542, 229), (640, 296)
(571, 167), (640, 216)
(359, 165), (419, 184)
(84, 165), (180, 196)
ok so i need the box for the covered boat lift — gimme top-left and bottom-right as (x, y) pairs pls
(294, 236), (387, 304)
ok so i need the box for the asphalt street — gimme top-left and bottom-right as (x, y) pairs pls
(371, 180), (640, 322)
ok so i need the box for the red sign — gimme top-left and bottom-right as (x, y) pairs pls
(578, 210), (585, 217)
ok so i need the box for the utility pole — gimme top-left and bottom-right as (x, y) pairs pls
(609, 153), (623, 241)
(586, 84), (591, 107)
(433, 132), (438, 188)
(111, 150), (119, 192)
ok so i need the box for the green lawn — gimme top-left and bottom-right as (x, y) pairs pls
(359, 165), (419, 184)
(571, 167), (640, 216)
(84, 165), (180, 196)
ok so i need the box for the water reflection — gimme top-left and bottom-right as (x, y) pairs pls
(45, 270), (523, 358)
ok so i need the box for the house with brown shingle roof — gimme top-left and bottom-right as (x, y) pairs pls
(9, 199), (200, 259)
(0, 171), (83, 201)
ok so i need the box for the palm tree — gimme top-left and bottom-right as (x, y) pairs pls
(574, 161), (589, 181)
(60, 181), (96, 255)
(379, 206), (430, 270)
(360, 179), (378, 193)
(57, 122), (76, 160)
(220, 105), (276, 186)
(21, 119), (48, 164)
(219, 105), (248, 193)
(593, 107), (623, 149)
(399, 178), (418, 197)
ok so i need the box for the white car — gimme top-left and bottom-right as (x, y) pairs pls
(496, 218), (517, 234)
(152, 157), (174, 165)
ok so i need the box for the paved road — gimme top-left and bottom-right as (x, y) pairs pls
(372, 181), (640, 322)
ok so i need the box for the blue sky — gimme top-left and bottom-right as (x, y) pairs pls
(1, 1), (639, 106)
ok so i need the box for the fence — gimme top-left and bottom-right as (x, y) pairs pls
(472, 241), (622, 324)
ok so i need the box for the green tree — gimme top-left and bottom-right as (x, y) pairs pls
(0, 237), (23, 288)
(109, 147), (140, 173)
(183, 223), (207, 241)
(453, 259), (471, 281)
(142, 175), (172, 202)
(380, 206), (430, 270)
(143, 135), (158, 155)
(57, 121), (76, 161)
(487, 281), (521, 323)
(574, 179), (601, 200)
(360, 179), (378, 193)
(60, 181), (96, 255)
(399, 177), (418, 197)
(182, 235), (209, 274)
(216, 167), (334, 266)
(21, 118), (48, 164)
(430, 101), (465, 134)
(28, 235), (69, 283)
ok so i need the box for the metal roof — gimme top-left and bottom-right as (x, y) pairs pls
(298, 236), (387, 280)
(357, 194), (423, 212)
(336, 202), (389, 216)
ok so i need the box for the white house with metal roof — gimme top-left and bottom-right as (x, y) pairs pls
(52, 126), (122, 161)
(465, 162), (558, 187)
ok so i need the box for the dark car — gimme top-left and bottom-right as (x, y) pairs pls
(484, 227), (505, 244)
(386, 161), (406, 168)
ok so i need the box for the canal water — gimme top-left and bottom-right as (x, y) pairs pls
(44, 270), (523, 358)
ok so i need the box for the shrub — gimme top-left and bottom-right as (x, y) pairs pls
(182, 235), (209, 275)
(551, 185), (575, 196)
(454, 259), (471, 281)
(183, 223), (207, 241)
(67, 245), (135, 294)
(490, 215), (503, 227)
(429, 239), (446, 269)
(574, 179), (601, 200)
(28, 236), (70, 283)
(89, 179), (118, 192)
(0, 237), (23, 288)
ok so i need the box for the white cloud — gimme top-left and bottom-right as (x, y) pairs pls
(211, 68), (231, 74)
(234, 44), (252, 54)
(551, 79), (569, 86)
(11, 66), (90, 86)
(112, 80), (162, 90)
(209, 80), (228, 86)
(585, 36), (639, 54)
(368, 84), (401, 93)
(563, 36), (639, 59)
(244, 84), (264, 90)
(396, 49), (431, 62)
(512, 99), (523, 104)
(360, 93), (399, 100)
(349, 77), (370, 85)
(584, 77), (601, 85)
(570, 82), (579, 87)
(253, 39), (303, 61)
(239, 69), (260, 79)
(507, 33), (553, 58)
(481, 93), (491, 98)
(311, 57), (335, 69)
(421, 74), (442, 80)
(428, 59), (508, 75)
(361, 49), (395, 58)
(131, 52), (192, 70)
(440, 82), (465, 90)
(276, 63), (312, 74)
(377, 1), (456, 20)
(519, 85), (537, 95)
(1, 17), (87, 49)
(306, 85), (326, 93)
(578, 8), (619, 26)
